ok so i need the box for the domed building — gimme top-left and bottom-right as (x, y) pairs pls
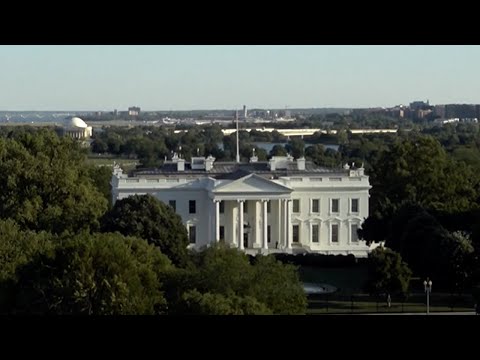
(62, 117), (93, 139)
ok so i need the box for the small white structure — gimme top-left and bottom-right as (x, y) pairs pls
(62, 116), (93, 139)
(111, 156), (376, 257)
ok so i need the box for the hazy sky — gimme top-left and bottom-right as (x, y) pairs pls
(1, 45), (479, 111)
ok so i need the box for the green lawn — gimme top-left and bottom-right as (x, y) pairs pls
(87, 156), (138, 171)
(299, 265), (369, 294)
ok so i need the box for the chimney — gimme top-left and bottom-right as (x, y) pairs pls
(358, 162), (365, 176)
(269, 158), (276, 171)
(297, 157), (306, 170)
(205, 155), (215, 171)
(177, 158), (185, 172)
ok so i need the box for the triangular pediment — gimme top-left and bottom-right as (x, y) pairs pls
(213, 174), (292, 194)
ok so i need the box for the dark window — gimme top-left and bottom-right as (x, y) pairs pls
(267, 225), (271, 243)
(331, 199), (339, 213)
(312, 199), (320, 213)
(351, 199), (359, 213)
(169, 200), (176, 212)
(293, 199), (300, 213)
(293, 225), (299, 243)
(312, 224), (319, 243)
(189, 200), (196, 214)
(189, 226), (196, 244)
(243, 201), (248, 213)
(267, 201), (271, 213)
(219, 201), (225, 214)
(351, 224), (358, 242)
(331, 224), (339, 243)
(220, 226), (225, 241)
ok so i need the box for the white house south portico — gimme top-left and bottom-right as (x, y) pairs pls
(111, 154), (376, 257)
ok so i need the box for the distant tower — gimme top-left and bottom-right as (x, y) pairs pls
(243, 105), (247, 120)
(236, 110), (240, 163)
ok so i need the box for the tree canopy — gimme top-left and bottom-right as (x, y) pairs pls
(0, 130), (108, 234)
(366, 247), (412, 297)
(101, 194), (189, 267)
(1, 232), (172, 315)
(165, 244), (307, 315)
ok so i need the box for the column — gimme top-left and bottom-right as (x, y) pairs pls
(263, 200), (268, 250)
(278, 199), (282, 249)
(215, 200), (220, 242)
(287, 200), (292, 249)
(283, 199), (288, 250)
(238, 200), (244, 250)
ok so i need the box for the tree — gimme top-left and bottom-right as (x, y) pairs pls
(366, 247), (412, 297)
(249, 255), (307, 314)
(2, 232), (172, 315)
(0, 131), (108, 234)
(369, 135), (480, 215)
(101, 194), (189, 267)
(180, 289), (272, 315)
(285, 138), (305, 158)
(164, 245), (307, 315)
(0, 219), (55, 283)
(87, 165), (113, 209)
(269, 144), (287, 157)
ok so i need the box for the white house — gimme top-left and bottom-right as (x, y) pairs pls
(111, 155), (376, 257)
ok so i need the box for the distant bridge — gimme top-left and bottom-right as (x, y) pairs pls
(173, 128), (398, 137)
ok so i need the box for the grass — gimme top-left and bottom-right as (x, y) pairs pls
(87, 156), (138, 171)
(299, 265), (369, 294)
(306, 296), (474, 314)
(298, 265), (475, 314)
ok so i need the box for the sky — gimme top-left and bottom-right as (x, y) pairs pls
(1, 45), (480, 111)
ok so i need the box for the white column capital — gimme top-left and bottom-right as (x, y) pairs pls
(237, 199), (245, 203)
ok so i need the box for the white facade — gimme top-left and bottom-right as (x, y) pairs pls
(111, 155), (376, 257)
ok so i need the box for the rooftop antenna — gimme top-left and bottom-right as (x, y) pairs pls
(236, 109), (240, 163)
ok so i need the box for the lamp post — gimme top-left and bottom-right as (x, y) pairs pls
(423, 278), (432, 315)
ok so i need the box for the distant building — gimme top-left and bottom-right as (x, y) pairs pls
(61, 117), (92, 139)
(243, 105), (248, 119)
(434, 105), (446, 118)
(410, 100), (430, 110)
(128, 106), (141, 116)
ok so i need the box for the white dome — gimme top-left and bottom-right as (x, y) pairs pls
(65, 116), (88, 129)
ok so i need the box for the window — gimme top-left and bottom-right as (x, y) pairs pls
(331, 224), (339, 243)
(219, 201), (225, 214)
(243, 201), (248, 213)
(351, 224), (358, 242)
(293, 199), (300, 213)
(312, 224), (319, 243)
(169, 200), (176, 212)
(312, 199), (320, 213)
(331, 199), (339, 213)
(267, 201), (271, 213)
(293, 225), (299, 243)
(220, 226), (225, 241)
(267, 225), (271, 243)
(351, 199), (359, 213)
(189, 225), (196, 244)
(189, 200), (196, 214)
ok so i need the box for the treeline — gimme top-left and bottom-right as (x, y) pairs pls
(0, 129), (307, 315)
